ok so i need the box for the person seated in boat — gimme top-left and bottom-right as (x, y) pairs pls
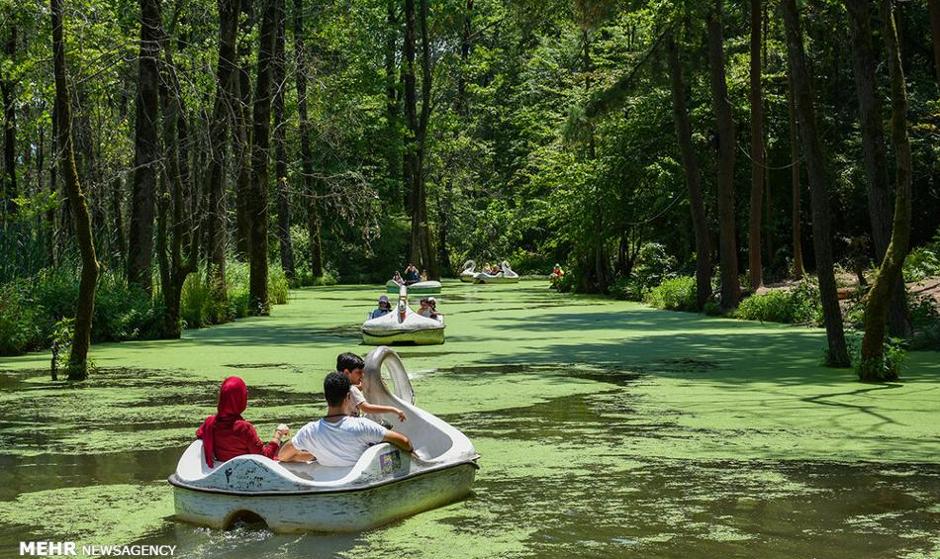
(370, 295), (392, 319)
(278, 372), (414, 466)
(403, 264), (420, 285)
(195, 376), (290, 467)
(420, 269), (429, 282)
(426, 297), (442, 320)
(337, 352), (406, 422)
(417, 297), (433, 318)
(550, 264), (564, 288)
(391, 271), (405, 286)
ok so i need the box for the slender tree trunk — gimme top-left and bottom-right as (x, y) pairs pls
(788, 75), (804, 279)
(158, 20), (196, 338)
(403, 0), (421, 267)
(126, 0), (162, 294)
(416, 0), (437, 279)
(233, 0), (253, 259)
(2, 25), (16, 219)
(272, 3), (294, 280)
(781, 0), (850, 366)
(384, 0), (401, 202)
(860, 0), (914, 381)
(844, 0), (910, 337)
(52, 0), (99, 380)
(48, 104), (58, 266)
(929, 0), (940, 87)
(293, 0), (322, 278)
(248, 0), (279, 314)
(668, 33), (713, 310)
(706, 0), (739, 310)
(748, 0), (765, 290)
(110, 176), (126, 263)
(205, 0), (241, 301)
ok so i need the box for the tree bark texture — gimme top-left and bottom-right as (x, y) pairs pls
(706, 0), (740, 309)
(293, 0), (322, 278)
(272, 3), (294, 280)
(52, 0), (100, 379)
(748, 0), (765, 290)
(860, 0), (914, 381)
(205, 0), (241, 299)
(844, 0), (910, 337)
(248, 0), (279, 314)
(2, 25), (16, 218)
(233, 0), (254, 259)
(788, 74), (804, 279)
(781, 0), (850, 366)
(126, 0), (162, 294)
(668, 33), (713, 310)
(929, 0), (940, 86)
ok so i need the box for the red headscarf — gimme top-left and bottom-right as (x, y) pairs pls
(196, 376), (249, 467)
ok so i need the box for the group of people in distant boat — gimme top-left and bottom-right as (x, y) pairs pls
(391, 264), (427, 286)
(369, 294), (442, 321)
(195, 353), (413, 469)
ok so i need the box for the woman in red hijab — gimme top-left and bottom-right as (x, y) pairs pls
(195, 376), (288, 467)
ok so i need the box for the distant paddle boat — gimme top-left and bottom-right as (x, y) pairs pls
(386, 280), (441, 294)
(473, 261), (520, 284)
(363, 286), (445, 345)
(460, 260), (477, 282)
(169, 346), (478, 532)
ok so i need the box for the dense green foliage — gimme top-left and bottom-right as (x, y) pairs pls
(734, 280), (822, 325)
(643, 276), (697, 312)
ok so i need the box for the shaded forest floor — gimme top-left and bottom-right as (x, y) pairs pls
(0, 280), (938, 558)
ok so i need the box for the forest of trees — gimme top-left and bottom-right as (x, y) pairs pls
(0, 0), (938, 379)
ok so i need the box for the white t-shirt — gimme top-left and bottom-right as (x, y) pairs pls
(345, 385), (367, 416)
(292, 416), (387, 467)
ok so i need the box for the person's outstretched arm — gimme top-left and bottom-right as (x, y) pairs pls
(359, 402), (407, 422)
(383, 430), (413, 454)
(277, 440), (314, 462)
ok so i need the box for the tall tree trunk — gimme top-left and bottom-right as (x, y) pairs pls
(384, 0), (401, 201)
(158, 19), (196, 339)
(859, 0), (914, 381)
(781, 0), (850, 367)
(2, 25), (16, 219)
(844, 0), (910, 337)
(403, 0), (422, 269)
(416, 0), (437, 279)
(293, 0), (322, 278)
(668, 33), (713, 310)
(126, 0), (162, 294)
(788, 74), (804, 279)
(272, 3), (294, 280)
(205, 0), (241, 301)
(706, 0), (739, 310)
(748, 0), (765, 290)
(48, 104), (58, 266)
(929, 0), (940, 87)
(248, 0), (279, 314)
(52, 0), (99, 380)
(233, 0), (254, 259)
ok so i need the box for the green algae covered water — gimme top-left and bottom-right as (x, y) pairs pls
(1, 281), (939, 558)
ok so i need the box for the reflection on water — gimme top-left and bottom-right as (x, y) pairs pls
(1, 362), (938, 558)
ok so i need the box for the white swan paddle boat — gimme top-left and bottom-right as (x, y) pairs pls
(169, 347), (478, 532)
(459, 260), (477, 283)
(385, 280), (441, 294)
(473, 261), (520, 284)
(362, 287), (445, 345)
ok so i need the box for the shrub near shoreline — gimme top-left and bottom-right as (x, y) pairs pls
(0, 261), (290, 357)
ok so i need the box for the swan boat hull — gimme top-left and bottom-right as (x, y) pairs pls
(169, 460), (477, 533)
(361, 326), (444, 345)
(386, 280), (441, 294)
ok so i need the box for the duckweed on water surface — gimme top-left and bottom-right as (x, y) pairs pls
(1, 281), (939, 557)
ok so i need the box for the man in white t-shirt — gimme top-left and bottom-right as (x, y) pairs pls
(278, 372), (413, 467)
(336, 352), (406, 421)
